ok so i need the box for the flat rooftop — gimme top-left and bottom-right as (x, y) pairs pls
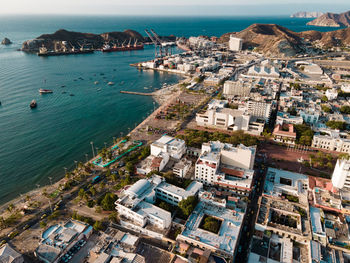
(179, 201), (244, 254)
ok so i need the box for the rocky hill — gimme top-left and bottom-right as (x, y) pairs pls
(220, 24), (306, 57)
(219, 24), (350, 57)
(22, 29), (145, 52)
(307, 10), (350, 27)
(291, 11), (323, 18)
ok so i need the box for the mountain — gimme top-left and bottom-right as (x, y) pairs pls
(22, 29), (145, 52)
(219, 24), (350, 57)
(307, 10), (350, 27)
(291, 11), (323, 18)
(220, 24), (305, 57)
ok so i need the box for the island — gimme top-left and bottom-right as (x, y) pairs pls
(1, 37), (12, 45)
(290, 11), (323, 18)
(307, 10), (350, 27)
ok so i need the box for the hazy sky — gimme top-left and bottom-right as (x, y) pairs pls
(1, 0), (349, 15)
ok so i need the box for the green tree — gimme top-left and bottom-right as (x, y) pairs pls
(125, 162), (134, 173)
(93, 220), (104, 231)
(321, 105), (332, 113)
(326, 121), (346, 130)
(159, 201), (171, 212)
(340, 105), (350, 114)
(321, 95), (328, 102)
(101, 193), (118, 211)
(178, 196), (198, 217)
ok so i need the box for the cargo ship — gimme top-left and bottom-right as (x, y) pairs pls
(37, 46), (94, 57)
(101, 39), (144, 53)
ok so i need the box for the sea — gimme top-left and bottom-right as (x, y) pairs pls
(0, 15), (343, 205)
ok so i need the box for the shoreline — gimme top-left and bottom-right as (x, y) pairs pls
(0, 76), (191, 213)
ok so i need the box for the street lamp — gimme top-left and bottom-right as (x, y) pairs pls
(90, 141), (95, 157)
(74, 160), (78, 170)
(96, 147), (99, 155)
(64, 167), (67, 175)
(104, 142), (107, 149)
(113, 137), (116, 143)
(85, 153), (88, 163)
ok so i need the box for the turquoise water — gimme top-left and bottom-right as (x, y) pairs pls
(0, 15), (341, 204)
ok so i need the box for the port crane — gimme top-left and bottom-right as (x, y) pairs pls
(150, 29), (172, 56)
(145, 29), (172, 58)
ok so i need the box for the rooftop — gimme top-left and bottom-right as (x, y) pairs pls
(178, 201), (244, 255)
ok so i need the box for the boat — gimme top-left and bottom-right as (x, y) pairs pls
(107, 82), (115, 86)
(37, 46), (94, 56)
(30, 100), (37, 109)
(94, 81), (99, 85)
(39, 89), (53, 94)
(69, 94), (75, 96)
(101, 39), (144, 53)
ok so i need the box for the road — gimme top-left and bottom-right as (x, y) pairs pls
(235, 159), (267, 263)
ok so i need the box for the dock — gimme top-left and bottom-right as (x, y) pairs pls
(120, 91), (154, 96)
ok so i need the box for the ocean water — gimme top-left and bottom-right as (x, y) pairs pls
(0, 15), (342, 204)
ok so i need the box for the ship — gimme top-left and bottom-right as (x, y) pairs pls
(37, 45), (94, 57)
(101, 39), (144, 53)
(39, 89), (53, 94)
(30, 100), (37, 109)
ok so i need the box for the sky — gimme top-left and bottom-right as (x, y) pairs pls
(0, 0), (349, 15)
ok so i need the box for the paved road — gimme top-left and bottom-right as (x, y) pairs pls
(235, 160), (267, 263)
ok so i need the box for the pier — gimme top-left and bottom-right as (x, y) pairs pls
(120, 91), (154, 96)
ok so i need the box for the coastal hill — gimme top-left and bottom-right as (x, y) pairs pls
(290, 11), (323, 18)
(21, 29), (175, 52)
(307, 10), (350, 27)
(220, 24), (305, 57)
(219, 23), (350, 57)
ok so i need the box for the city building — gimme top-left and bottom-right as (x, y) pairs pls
(332, 158), (350, 190)
(35, 220), (93, 263)
(228, 35), (243, 51)
(195, 141), (256, 196)
(0, 244), (24, 263)
(276, 112), (303, 125)
(272, 123), (297, 145)
(246, 101), (272, 122)
(173, 158), (192, 178)
(310, 206), (327, 245)
(256, 168), (311, 243)
(300, 109), (320, 126)
(312, 131), (350, 153)
(151, 135), (186, 160)
(137, 135), (186, 175)
(325, 88), (338, 100)
(223, 80), (252, 98)
(115, 176), (202, 229)
(176, 201), (245, 261)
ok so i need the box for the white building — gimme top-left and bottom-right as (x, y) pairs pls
(35, 220), (93, 263)
(276, 112), (303, 125)
(223, 80), (252, 98)
(228, 35), (243, 51)
(325, 88), (338, 100)
(155, 180), (202, 206)
(341, 84), (350, 93)
(137, 135), (186, 175)
(195, 141), (256, 196)
(173, 158), (192, 178)
(177, 201), (245, 261)
(196, 104), (264, 135)
(245, 101), (272, 122)
(151, 135), (186, 160)
(115, 176), (202, 229)
(332, 158), (350, 189)
(312, 131), (350, 153)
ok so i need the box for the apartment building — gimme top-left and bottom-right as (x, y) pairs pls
(194, 141), (256, 196)
(115, 176), (202, 229)
(246, 101), (272, 122)
(223, 80), (251, 98)
(228, 35), (243, 51)
(312, 131), (350, 153)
